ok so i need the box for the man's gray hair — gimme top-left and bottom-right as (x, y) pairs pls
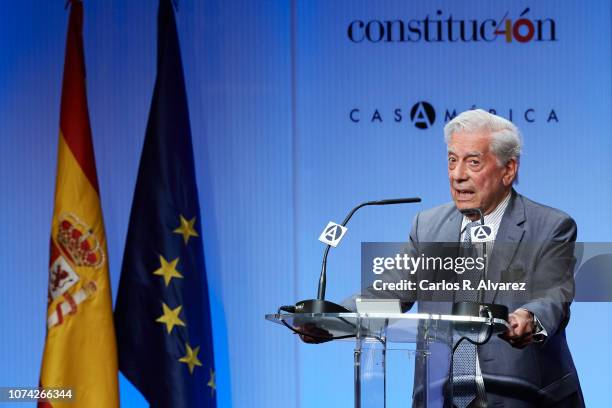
(444, 109), (522, 166)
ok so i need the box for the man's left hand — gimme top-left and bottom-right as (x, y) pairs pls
(499, 308), (535, 348)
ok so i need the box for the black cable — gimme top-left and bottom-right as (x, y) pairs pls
(452, 307), (495, 353)
(452, 326), (494, 353)
(447, 307), (496, 399)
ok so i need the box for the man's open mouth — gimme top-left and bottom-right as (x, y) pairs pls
(455, 189), (475, 199)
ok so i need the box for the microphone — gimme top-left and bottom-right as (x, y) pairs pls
(458, 208), (487, 304)
(453, 208), (508, 323)
(294, 197), (421, 314)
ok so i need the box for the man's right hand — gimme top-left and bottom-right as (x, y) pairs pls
(296, 322), (333, 344)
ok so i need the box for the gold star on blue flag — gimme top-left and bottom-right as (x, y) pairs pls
(174, 215), (199, 244)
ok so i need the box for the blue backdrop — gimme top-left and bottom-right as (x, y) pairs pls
(1, 1), (611, 407)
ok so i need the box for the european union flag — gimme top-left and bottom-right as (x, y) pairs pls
(114, 1), (216, 407)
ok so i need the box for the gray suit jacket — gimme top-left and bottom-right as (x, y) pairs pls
(411, 190), (584, 407)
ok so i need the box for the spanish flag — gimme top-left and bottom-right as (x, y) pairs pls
(39, 1), (119, 407)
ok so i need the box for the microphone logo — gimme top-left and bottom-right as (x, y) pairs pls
(470, 225), (493, 242)
(318, 222), (348, 247)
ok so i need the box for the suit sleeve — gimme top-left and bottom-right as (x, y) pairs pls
(520, 215), (577, 340)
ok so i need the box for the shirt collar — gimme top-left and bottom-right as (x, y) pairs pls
(460, 191), (512, 232)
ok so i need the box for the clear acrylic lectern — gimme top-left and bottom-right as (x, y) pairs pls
(266, 312), (508, 408)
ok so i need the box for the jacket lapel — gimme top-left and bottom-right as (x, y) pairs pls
(484, 190), (526, 303)
(439, 209), (462, 242)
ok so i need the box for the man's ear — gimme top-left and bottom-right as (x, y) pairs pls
(502, 158), (518, 186)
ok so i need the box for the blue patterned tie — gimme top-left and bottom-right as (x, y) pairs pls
(452, 221), (481, 408)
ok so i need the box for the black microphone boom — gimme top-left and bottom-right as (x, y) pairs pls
(453, 207), (509, 322)
(294, 197), (421, 314)
(459, 208), (485, 303)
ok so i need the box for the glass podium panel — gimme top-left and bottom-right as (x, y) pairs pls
(385, 345), (417, 408)
(266, 313), (508, 407)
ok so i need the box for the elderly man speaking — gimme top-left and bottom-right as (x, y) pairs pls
(304, 109), (584, 407)
(408, 109), (584, 407)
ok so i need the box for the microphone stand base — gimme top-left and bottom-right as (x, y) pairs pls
(294, 299), (350, 314)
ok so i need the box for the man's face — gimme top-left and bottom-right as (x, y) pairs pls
(447, 131), (517, 215)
